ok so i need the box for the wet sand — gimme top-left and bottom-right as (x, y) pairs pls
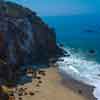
(13, 67), (89, 100)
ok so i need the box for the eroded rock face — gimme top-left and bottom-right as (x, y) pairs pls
(0, 1), (63, 83)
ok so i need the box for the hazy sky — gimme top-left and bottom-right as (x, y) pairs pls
(6, 0), (100, 16)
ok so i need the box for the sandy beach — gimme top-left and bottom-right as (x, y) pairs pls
(13, 67), (88, 100)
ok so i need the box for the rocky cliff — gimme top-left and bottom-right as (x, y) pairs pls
(0, 1), (64, 83)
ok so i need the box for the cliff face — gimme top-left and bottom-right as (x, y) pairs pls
(0, 1), (64, 74)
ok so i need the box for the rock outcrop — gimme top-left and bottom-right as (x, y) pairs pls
(0, 1), (64, 84)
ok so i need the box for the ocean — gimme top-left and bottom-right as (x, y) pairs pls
(42, 15), (100, 99)
(42, 15), (100, 62)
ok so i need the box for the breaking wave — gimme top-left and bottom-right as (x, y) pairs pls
(57, 47), (100, 100)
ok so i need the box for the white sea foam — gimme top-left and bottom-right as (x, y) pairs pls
(57, 47), (100, 100)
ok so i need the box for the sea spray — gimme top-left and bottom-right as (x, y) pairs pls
(57, 47), (100, 100)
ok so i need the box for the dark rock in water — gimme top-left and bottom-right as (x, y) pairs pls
(88, 49), (96, 55)
(49, 58), (58, 64)
(85, 29), (94, 33)
(64, 51), (68, 54)
(58, 59), (64, 62)
(59, 43), (64, 47)
(0, 1), (64, 85)
(65, 54), (71, 57)
(97, 74), (100, 77)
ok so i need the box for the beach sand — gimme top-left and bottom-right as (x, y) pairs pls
(14, 67), (89, 100)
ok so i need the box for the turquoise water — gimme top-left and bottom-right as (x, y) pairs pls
(42, 15), (100, 62)
(42, 14), (100, 84)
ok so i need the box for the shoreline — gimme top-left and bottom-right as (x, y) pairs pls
(59, 70), (96, 100)
(13, 67), (88, 100)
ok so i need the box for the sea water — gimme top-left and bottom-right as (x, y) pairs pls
(42, 15), (100, 61)
(42, 15), (100, 99)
